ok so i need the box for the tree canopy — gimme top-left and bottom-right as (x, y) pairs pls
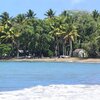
(0, 9), (100, 58)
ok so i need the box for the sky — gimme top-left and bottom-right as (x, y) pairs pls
(0, 0), (100, 18)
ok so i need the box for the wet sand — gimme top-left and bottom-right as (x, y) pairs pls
(2, 57), (100, 63)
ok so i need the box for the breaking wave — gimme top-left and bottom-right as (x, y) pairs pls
(0, 84), (100, 100)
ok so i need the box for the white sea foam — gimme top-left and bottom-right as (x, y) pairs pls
(0, 85), (100, 100)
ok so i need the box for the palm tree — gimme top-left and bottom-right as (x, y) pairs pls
(60, 10), (68, 17)
(15, 14), (26, 24)
(64, 26), (79, 56)
(0, 12), (10, 25)
(26, 9), (36, 18)
(44, 9), (55, 18)
(13, 14), (26, 57)
(92, 10), (99, 21)
(0, 21), (20, 57)
(49, 17), (67, 56)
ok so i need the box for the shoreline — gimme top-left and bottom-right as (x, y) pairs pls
(0, 57), (100, 63)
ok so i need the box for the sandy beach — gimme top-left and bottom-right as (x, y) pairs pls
(0, 85), (100, 100)
(1, 57), (100, 63)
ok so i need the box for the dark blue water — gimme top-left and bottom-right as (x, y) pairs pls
(0, 62), (100, 91)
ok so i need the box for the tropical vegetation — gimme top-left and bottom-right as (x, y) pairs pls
(0, 9), (100, 58)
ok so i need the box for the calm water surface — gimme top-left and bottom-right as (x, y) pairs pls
(0, 62), (100, 91)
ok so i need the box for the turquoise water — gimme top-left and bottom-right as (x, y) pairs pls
(0, 62), (100, 91)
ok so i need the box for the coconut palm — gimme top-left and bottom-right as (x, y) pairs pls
(26, 9), (36, 18)
(64, 26), (79, 56)
(44, 9), (55, 18)
(0, 20), (20, 57)
(49, 16), (67, 56)
(0, 12), (10, 25)
(15, 14), (26, 24)
(92, 10), (99, 21)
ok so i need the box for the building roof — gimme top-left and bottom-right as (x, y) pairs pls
(73, 49), (85, 53)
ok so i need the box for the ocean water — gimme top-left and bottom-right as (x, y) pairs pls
(0, 62), (100, 91)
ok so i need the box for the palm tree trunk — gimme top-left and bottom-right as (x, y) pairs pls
(62, 42), (65, 55)
(55, 43), (57, 57)
(54, 37), (58, 57)
(16, 41), (20, 58)
(63, 40), (66, 55)
(57, 41), (59, 57)
(79, 39), (82, 48)
(69, 39), (73, 57)
(17, 49), (19, 58)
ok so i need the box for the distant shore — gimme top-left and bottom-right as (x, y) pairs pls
(0, 57), (100, 63)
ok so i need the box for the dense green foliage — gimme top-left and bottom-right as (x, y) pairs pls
(0, 9), (100, 58)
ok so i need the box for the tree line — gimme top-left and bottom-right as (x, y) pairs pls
(0, 9), (100, 58)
